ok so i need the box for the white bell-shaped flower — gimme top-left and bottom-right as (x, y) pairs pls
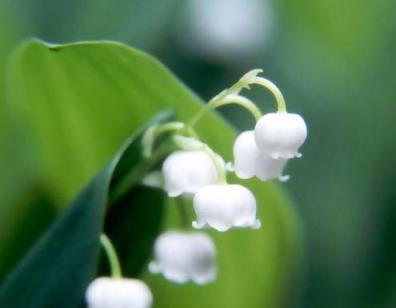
(149, 231), (216, 285)
(193, 184), (261, 232)
(233, 130), (288, 181)
(233, 130), (258, 179)
(256, 155), (289, 181)
(254, 112), (307, 159)
(86, 277), (152, 308)
(162, 150), (218, 197)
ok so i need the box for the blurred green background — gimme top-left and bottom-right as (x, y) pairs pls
(0, 0), (395, 307)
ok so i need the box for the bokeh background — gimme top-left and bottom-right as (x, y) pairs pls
(0, 0), (395, 307)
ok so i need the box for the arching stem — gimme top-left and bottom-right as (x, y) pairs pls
(251, 77), (287, 113)
(188, 94), (262, 127)
(212, 94), (262, 120)
(100, 234), (122, 279)
(142, 122), (185, 158)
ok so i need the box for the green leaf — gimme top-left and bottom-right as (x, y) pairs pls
(0, 185), (57, 280)
(0, 111), (171, 307)
(0, 2), (46, 282)
(103, 185), (164, 277)
(7, 40), (303, 308)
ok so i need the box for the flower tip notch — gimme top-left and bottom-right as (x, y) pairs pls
(225, 161), (235, 172)
(192, 220), (205, 229)
(279, 175), (290, 182)
(193, 268), (217, 285)
(253, 219), (262, 229)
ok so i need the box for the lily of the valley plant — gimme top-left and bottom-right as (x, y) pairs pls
(86, 69), (307, 308)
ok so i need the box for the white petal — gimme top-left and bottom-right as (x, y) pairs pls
(162, 151), (218, 197)
(256, 154), (288, 181)
(254, 112), (307, 159)
(233, 130), (258, 179)
(192, 220), (206, 229)
(86, 278), (152, 308)
(149, 231), (217, 285)
(192, 267), (217, 285)
(193, 184), (260, 231)
(163, 270), (190, 284)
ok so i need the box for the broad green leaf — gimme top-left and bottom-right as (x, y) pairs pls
(0, 185), (56, 280)
(0, 1), (46, 282)
(7, 40), (303, 308)
(0, 111), (170, 307)
(103, 185), (164, 277)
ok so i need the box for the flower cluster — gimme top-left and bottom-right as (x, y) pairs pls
(85, 69), (307, 307)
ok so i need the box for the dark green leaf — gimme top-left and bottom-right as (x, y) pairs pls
(0, 111), (171, 308)
(0, 185), (57, 280)
(102, 186), (164, 277)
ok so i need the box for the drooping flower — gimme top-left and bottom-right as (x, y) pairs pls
(193, 184), (261, 232)
(162, 151), (218, 197)
(233, 130), (288, 181)
(233, 130), (258, 179)
(86, 278), (152, 308)
(256, 155), (289, 181)
(149, 231), (216, 285)
(254, 112), (307, 159)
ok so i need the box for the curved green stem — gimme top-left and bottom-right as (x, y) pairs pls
(186, 104), (212, 128)
(142, 122), (184, 158)
(202, 144), (227, 184)
(100, 234), (122, 278)
(110, 141), (174, 203)
(188, 94), (262, 127)
(212, 94), (262, 120)
(187, 70), (287, 127)
(251, 77), (287, 112)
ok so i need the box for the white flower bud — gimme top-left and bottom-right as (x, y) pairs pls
(254, 112), (307, 159)
(233, 130), (288, 181)
(193, 184), (261, 232)
(149, 231), (216, 285)
(162, 151), (218, 197)
(86, 277), (152, 308)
